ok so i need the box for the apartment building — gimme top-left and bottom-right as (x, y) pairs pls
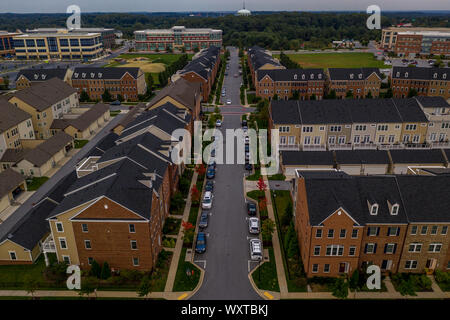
(293, 170), (450, 277)
(13, 31), (103, 61)
(71, 67), (147, 102)
(8, 78), (79, 139)
(147, 78), (202, 121)
(380, 27), (450, 55)
(391, 66), (450, 99)
(173, 46), (221, 101)
(134, 26), (222, 53)
(415, 96), (450, 148)
(27, 28), (116, 49)
(15, 68), (72, 90)
(247, 46), (285, 85)
(0, 99), (35, 165)
(0, 31), (21, 57)
(326, 68), (382, 99)
(270, 98), (431, 151)
(255, 69), (325, 101)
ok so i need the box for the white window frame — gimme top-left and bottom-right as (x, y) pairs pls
(131, 240), (138, 250)
(313, 246), (321, 256)
(55, 222), (64, 233)
(59, 237), (67, 250)
(84, 240), (92, 250)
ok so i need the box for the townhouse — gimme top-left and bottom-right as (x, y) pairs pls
(326, 68), (382, 99)
(415, 96), (450, 148)
(173, 46), (221, 101)
(8, 78), (79, 139)
(394, 98), (429, 145)
(391, 67), (450, 100)
(255, 69), (325, 101)
(15, 68), (72, 90)
(293, 170), (450, 277)
(71, 67), (147, 102)
(146, 78), (202, 121)
(247, 46), (285, 85)
(0, 168), (27, 213)
(0, 99), (35, 165)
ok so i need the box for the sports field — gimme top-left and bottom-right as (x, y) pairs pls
(274, 52), (389, 69)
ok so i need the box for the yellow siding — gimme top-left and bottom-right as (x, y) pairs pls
(0, 240), (32, 263)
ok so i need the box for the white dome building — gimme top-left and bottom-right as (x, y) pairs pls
(237, 1), (251, 16)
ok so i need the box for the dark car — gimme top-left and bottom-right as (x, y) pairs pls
(110, 100), (121, 106)
(199, 211), (209, 229)
(205, 180), (214, 192)
(245, 144), (250, 152)
(242, 120), (247, 127)
(195, 232), (207, 253)
(245, 163), (253, 171)
(206, 167), (215, 179)
(247, 202), (257, 216)
(211, 149), (216, 157)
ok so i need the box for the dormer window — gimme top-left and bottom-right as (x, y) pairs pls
(391, 204), (399, 215)
(443, 73), (447, 79)
(310, 74), (314, 79)
(370, 204), (379, 215)
(350, 74), (354, 79)
(301, 74), (305, 80)
(358, 73), (362, 79)
(433, 73), (437, 79)
(90, 73), (95, 78)
(396, 72), (400, 77)
(405, 72), (408, 78)
(294, 74), (297, 80)
(318, 74), (322, 79)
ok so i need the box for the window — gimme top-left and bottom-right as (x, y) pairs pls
(81, 224), (88, 232)
(430, 226), (438, 235)
(129, 224), (136, 233)
(326, 245), (344, 256)
(59, 238), (67, 249)
(442, 226), (448, 235)
(428, 243), (442, 253)
(84, 240), (91, 249)
(387, 227), (399, 236)
(405, 260), (417, 269)
(420, 226), (428, 235)
(56, 222), (64, 232)
(410, 225), (417, 235)
(384, 243), (396, 254)
(327, 229), (334, 238)
(313, 246), (321, 256)
(370, 204), (378, 215)
(365, 243), (377, 254)
(349, 246), (356, 256)
(312, 264), (319, 273)
(88, 257), (94, 265)
(367, 227), (379, 236)
(339, 229), (346, 239)
(315, 229), (322, 238)
(391, 204), (399, 215)
(131, 240), (138, 250)
(408, 243), (422, 253)
(324, 264), (330, 273)
(132, 257), (139, 266)
(9, 251), (17, 260)
(62, 256), (71, 264)
(351, 229), (358, 238)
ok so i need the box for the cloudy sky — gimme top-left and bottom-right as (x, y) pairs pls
(0, 0), (449, 13)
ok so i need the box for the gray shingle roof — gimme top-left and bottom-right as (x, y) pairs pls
(335, 150), (390, 165)
(257, 68), (324, 82)
(15, 68), (68, 82)
(0, 168), (25, 199)
(282, 151), (335, 166)
(328, 68), (381, 81)
(50, 104), (109, 131)
(0, 99), (32, 133)
(21, 132), (73, 166)
(389, 149), (446, 164)
(72, 67), (140, 80)
(392, 66), (449, 80)
(415, 96), (450, 109)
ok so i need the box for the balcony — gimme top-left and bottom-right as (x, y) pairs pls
(378, 143), (405, 150)
(404, 143), (431, 150)
(430, 141), (450, 149)
(279, 144), (301, 151)
(302, 144), (326, 151)
(353, 142), (377, 150)
(328, 143), (353, 151)
(42, 235), (56, 253)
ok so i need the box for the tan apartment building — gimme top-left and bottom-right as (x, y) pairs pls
(326, 68), (382, 99)
(415, 96), (450, 148)
(71, 67), (147, 102)
(15, 68), (72, 90)
(8, 78), (79, 139)
(391, 67), (450, 100)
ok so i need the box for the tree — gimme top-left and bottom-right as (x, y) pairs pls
(24, 274), (39, 299)
(196, 164), (206, 177)
(407, 88), (418, 98)
(137, 276), (153, 299)
(310, 94), (316, 100)
(384, 88), (393, 98)
(146, 73), (153, 90)
(100, 261), (111, 280)
(90, 260), (101, 278)
(79, 277), (97, 299)
(291, 90), (300, 100)
(191, 185), (200, 204)
(79, 90), (90, 102)
(102, 89), (112, 102)
(181, 221), (195, 244)
(257, 177), (267, 192)
(287, 232), (300, 259)
(345, 90), (353, 98)
(349, 269), (360, 290)
(325, 89), (336, 99)
(332, 277), (349, 299)
(272, 94), (279, 101)
(281, 201), (293, 226)
(261, 218), (275, 243)
(117, 94), (124, 102)
(366, 90), (373, 99)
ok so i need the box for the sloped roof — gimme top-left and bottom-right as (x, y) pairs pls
(282, 151), (335, 166)
(72, 67), (140, 80)
(335, 150), (390, 165)
(147, 78), (201, 112)
(0, 168), (25, 199)
(392, 66), (449, 80)
(21, 132), (73, 166)
(0, 99), (32, 133)
(257, 68), (324, 82)
(15, 68), (68, 82)
(389, 149), (446, 164)
(328, 68), (381, 81)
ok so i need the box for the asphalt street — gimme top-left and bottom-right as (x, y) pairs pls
(191, 47), (261, 300)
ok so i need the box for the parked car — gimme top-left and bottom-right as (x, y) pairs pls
(248, 217), (260, 234)
(202, 191), (213, 209)
(226, 99), (232, 105)
(211, 149), (216, 157)
(242, 119), (247, 127)
(244, 136), (250, 144)
(245, 144), (250, 152)
(245, 162), (253, 171)
(216, 119), (222, 127)
(245, 152), (250, 161)
(208, 158), (216, 168)
(221, 92), (226, 97)
(205, 180), (214, 192)
(243, 125), (248, 133)
(234, 74), (238, 78)
(249, 238), (263, 261)
(110, 100), (121, 106)
(247, 202), (257, 216)
(225, 72), (228, 76)
(206, 166), (215, 179)
(199, 211), (209, 229)
(195, 232), (207, 253)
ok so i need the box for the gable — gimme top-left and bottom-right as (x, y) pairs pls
(150, 96), (188, 111)
(71, 197), (147, 221)
(319, 207), (360, 227)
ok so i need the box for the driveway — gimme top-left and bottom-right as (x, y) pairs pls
(191, 47), (261, 300)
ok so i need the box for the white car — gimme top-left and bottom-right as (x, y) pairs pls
(226, 99), (232, 105)
(202, 191), (213, 209)
(244, 136), (250, 144)
(249, 238), (263, 261)
(216, 119), (222, 127)
(248, 217), (260, 234)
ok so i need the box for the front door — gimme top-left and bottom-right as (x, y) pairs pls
(339, 262), (347, 273)
(426, 259), (437, 273)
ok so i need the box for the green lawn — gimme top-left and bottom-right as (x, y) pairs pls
(173, 248), (201, 292)
(268, 173), (286, 181)
(115, 53), (193, 65)
(246, 190), (265, 201)
(246, 168), (261, 181)
(74, 140), (89, 149)
(26, 177), (49, 191)
(162, 217), (181, 235)
(252, 248), (280, 292)
(274, 52), (389, 69)
(110, 110), (121, 117)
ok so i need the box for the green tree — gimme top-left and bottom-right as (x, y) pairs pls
(366, 90), (373, 99)
(102, 89), (112, 102)
(79, 90), (90, 102)
(287, 232), (300, 259)
(384, 87), (393, 98)
(332, 277), (349, 299)
(79, 277), (97, 299)
(24, 274), (39, 299)
(407, 88), (418, 97)
(281, 201), (293, 227)
(117, 94), (124, 102)
(291, 90), (300, 100)
(326, 89), (337, 99)
(90, 260), (101, 278)
(310, 94), (316, 100)
(100, 261), (111, 280)
(137, 276), (153, 299)
(345, 90), (353, 98)
(349, 269), (360, 290)
(146, 73), (153, 90)
(261, 218), (275, 243)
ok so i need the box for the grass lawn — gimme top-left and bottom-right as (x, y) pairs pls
(115, 53), (193, 65)
(173, 248), (201, 292)
(110, 110), (121, 117)
(246, 190), (265, 201)
(26, 177), (49, 191)
(246, 167), (261, 181)
(274, 52), (389, 69)
(188, 205), (200, 226)
(268, 173), (286, 181)
(252, 248), (280, 292)
(162, 217), (182, 235)
(74, 140), (89, 149)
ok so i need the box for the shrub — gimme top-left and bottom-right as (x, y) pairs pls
(120, 269), (144, 282)
(90, 260), (101, 278)
(331, 277), (349, 299)
(100, 262), (111, 280)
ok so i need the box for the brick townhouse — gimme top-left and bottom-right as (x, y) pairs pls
(71, 67), (147, 102)
(391, 67), (450, 100)
(15, 68), (72, 90)
(293, 170), (450, 277)
(255, 68), (325, 101)
(326, 68), (382, 99)
(247, 46), (285, 85)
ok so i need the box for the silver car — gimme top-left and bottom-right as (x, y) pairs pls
(248, 217), (260, 234)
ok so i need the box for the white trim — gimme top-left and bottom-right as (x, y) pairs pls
(318, 207), (360, 226)
(64, 173), (116, 197)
